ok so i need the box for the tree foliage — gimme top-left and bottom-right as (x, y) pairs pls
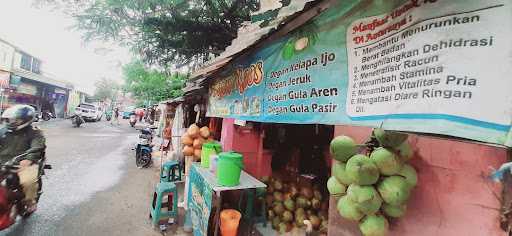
(122, 60), (185, 105)
(36, 0), (258, 68)
(93, 77), (119, 101)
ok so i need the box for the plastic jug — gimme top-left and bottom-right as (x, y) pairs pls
(201, 141), (222, 168)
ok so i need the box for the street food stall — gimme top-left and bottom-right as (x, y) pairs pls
(188, 0), (512, 235)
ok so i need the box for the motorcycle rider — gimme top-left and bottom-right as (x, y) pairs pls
(0, 105), (46, 214)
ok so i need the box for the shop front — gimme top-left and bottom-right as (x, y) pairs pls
(196, 0), (512, 235)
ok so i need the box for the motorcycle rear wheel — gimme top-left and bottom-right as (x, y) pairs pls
(136, 152), (151, 168)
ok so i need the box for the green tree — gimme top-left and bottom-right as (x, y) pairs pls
(36, 0), (258, 68)
(93, 77), (119, 101)
(123, 60), (185, 105)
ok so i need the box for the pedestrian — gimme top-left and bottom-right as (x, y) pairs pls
(112, 107), (120, 125)
(161, 119), (173, 159)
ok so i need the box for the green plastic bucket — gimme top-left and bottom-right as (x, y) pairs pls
(217, 152), (244, 187)
(201, 142), (222, 168)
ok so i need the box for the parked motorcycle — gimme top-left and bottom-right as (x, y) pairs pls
(105, 111), (112, 121)
(0, 150), (52, 230)
(40, 111), (54, 121)
(129, 114), (137, 127)
(70, 110), (85, 128)
(133, 127), (156, 168)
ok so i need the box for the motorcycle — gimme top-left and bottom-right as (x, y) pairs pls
(105, 111), (112, 121)
(133, 127), (156, 168)
(129, 114), (137, 127)
(0, 150), (52, 230)
(70, 111), (85, 128)
(38, 111), (54, 121)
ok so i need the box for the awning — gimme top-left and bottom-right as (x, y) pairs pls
(12, 68), (72, 90)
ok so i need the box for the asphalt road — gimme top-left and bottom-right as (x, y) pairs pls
(2, 119), (165, 236)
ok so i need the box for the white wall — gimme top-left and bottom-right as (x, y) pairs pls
(0, 41), (14, 72)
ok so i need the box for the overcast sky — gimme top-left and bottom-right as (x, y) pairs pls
(0, 0), (132, 94)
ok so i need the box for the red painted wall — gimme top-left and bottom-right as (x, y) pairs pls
(220, 118), (271, 178)
(329, 125), (507, 236)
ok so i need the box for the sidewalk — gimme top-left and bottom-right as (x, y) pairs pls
(151, 145), (192, 236)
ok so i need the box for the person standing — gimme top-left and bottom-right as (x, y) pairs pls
(111, 107), (120, 125)
(161, 119), (173, 160)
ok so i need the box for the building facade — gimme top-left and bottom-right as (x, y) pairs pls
(0, 38), (72, 118)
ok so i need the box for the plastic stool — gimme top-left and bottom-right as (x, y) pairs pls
(161, 160), (182, 182)
(150, 182), (178, 226)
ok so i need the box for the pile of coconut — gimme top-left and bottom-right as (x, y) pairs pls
(327, 128), (417, 236)
(181, 124), (212, 161)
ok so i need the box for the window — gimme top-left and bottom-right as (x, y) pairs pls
(31, 58), (41, 74)
(20, 53), (32, 71)
(78, 104), (95, 110)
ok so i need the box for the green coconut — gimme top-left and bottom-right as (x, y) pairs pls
(332, 161), (353, 185)
(397, 164), (418, 188)
(284, 199), (296, 211)
(273, 202), (286, 216)
(330, 136), (358, 162)
(327, 176), (346, 196)
(370, 147), (403, 176)
(377, 176), (411, 206)
(337, 195), (364, 221)
(374, 128), (409, 148)
(347, 184), (382, 215)
(359, 214), (389, 236)
(274, 191), (284, 202)
(272, 217), (281, 229)
(282, 210), (294, 222)
(295, 212), (306, 227)
(397, 141), (414, 161)
(282, 41), (295, 60)
(296, 196), (311, 209)
(382, 203), (407, 218)
(346, 154), (380, 185)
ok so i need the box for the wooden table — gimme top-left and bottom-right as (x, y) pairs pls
(190, 163), (266, 236)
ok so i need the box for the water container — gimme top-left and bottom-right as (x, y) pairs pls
(216, 152), (244, 187)
(201, 141), (222, 168)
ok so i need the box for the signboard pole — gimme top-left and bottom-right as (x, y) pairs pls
(0, 88), (4, 114)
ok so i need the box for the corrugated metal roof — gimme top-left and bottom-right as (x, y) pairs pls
(190, 0), (319, 79)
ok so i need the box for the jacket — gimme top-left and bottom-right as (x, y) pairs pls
(0, 126), (46, 165)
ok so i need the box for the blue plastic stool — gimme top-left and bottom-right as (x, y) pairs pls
(160, 160), (182, 182)
(149, 182), (178, 226)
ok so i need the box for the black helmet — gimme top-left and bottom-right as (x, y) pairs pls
(1, 105), (36, 131)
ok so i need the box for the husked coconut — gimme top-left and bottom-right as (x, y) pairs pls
(199, 126), (210, 138)
(294, 37), (309, 51)
(188, 124), (200, 138)
(183, 145), (194, 156)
